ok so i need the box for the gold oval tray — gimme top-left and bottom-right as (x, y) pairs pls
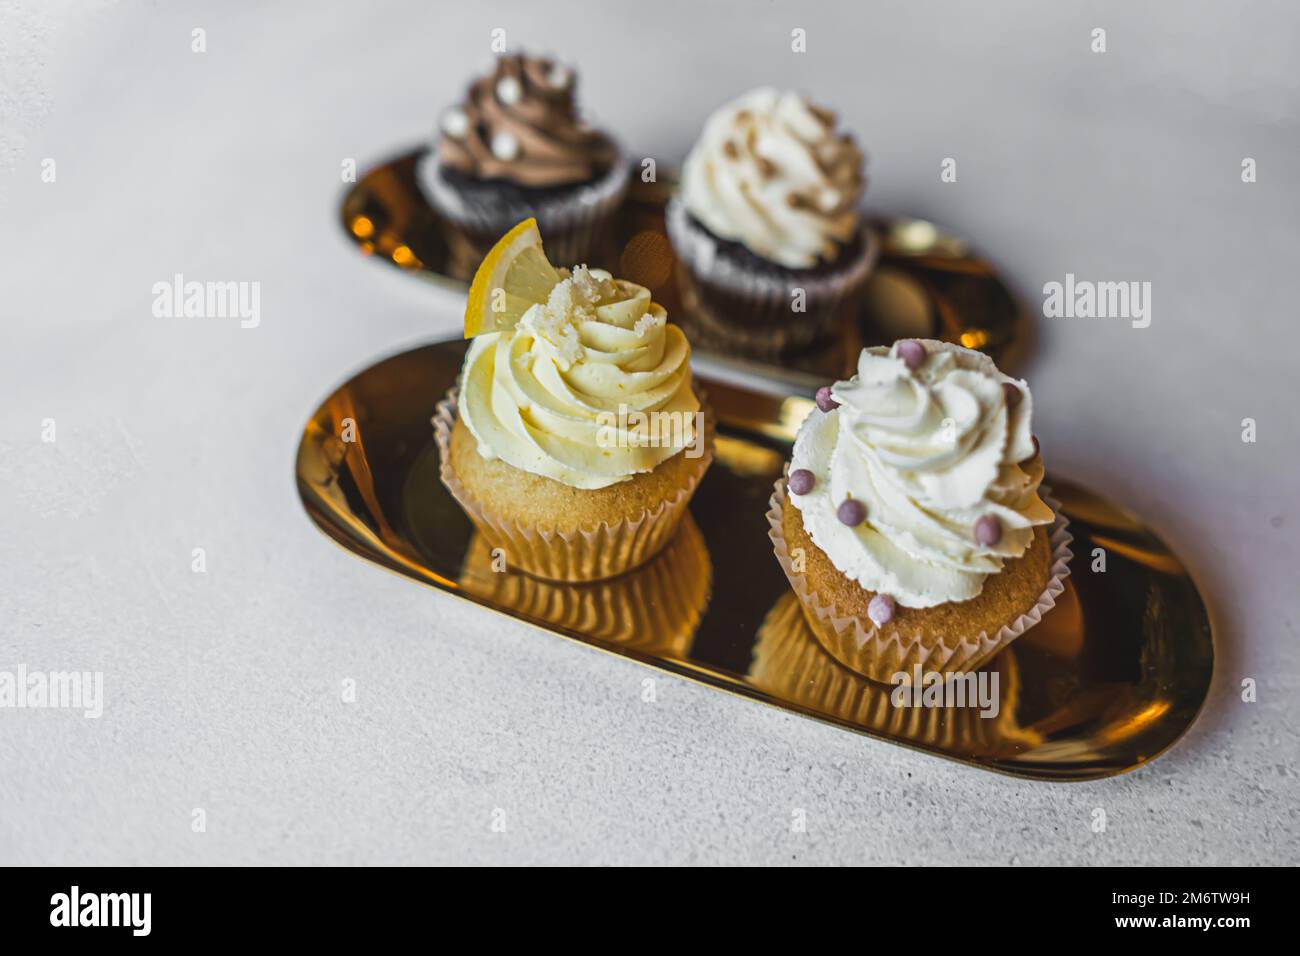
(340, 149), (1031, 384)
(295, 339), (1214, 781)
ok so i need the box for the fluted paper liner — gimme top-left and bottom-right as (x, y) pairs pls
(459, 512), (711, 657)
(767, 473), (1073, 683)
(421, 150), (630, 278)
(434, 385), (714, 582)
(751, 591), (1042, 754)
(665, 196), (879, 355)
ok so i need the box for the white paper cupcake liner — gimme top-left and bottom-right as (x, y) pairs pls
(433, 384), (715, 583)
(766, 472), (1073, 683)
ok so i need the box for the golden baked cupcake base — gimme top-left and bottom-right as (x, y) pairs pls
(434, 386), (715, 582)
(767, 474), (1073, 683)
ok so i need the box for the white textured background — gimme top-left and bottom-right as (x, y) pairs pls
(1, 0), (1297, 865)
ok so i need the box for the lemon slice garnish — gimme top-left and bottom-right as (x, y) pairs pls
(463, 218), (561, 338)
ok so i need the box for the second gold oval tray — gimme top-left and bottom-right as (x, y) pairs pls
(295, 339), (1214, 781)
(339, 149), (1031, 385)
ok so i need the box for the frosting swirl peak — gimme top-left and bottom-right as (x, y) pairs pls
(789, 341), (1053, 608)
(680, 88), (865, 268)
(438, 54), (617, 187)
(460, 267), (700, 489)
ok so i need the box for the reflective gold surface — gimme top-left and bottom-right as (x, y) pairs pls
(296, 340), (1214, 781)
(339, 149), (1029, 381)
(458, 515), (711, 659)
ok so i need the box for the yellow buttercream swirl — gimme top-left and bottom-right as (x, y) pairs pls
(460, 266), (701, 489)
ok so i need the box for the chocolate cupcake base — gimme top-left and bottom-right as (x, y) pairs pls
(665, 196), (878, 356)
(420, 150), (629, 275)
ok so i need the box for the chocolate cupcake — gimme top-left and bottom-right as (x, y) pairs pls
(665, 88), (877, 355)
(420, 54), (629, 277)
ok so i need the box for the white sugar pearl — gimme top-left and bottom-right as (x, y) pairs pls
(440, 109), (469, 138)
(496, 75), (522, 105)
(817, 189), (841, 212)
(491, 130), (520, 161)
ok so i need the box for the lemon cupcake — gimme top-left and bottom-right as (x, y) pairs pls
(434, 219), (714, 582)
(768, 339), (1072, 682)
(666, 88), (876, 355)
(421, 54), (628, 278)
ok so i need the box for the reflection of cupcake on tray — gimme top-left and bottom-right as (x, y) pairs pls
(434, 219), (714, 583)
(752, 592), (1041, 754)
(665, 88), (878, 356)
(420, 53), (629, 277)
(768, 339), (1072, 683)
(459, 513), (711, 657)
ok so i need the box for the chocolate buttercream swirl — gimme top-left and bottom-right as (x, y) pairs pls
(438, 54), (617, 187)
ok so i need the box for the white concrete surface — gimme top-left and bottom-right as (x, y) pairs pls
(1, 0), (1296, 865)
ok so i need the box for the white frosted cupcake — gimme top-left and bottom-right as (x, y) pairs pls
(665, 88), (877, 355)
(768, 339), (1072, 682)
